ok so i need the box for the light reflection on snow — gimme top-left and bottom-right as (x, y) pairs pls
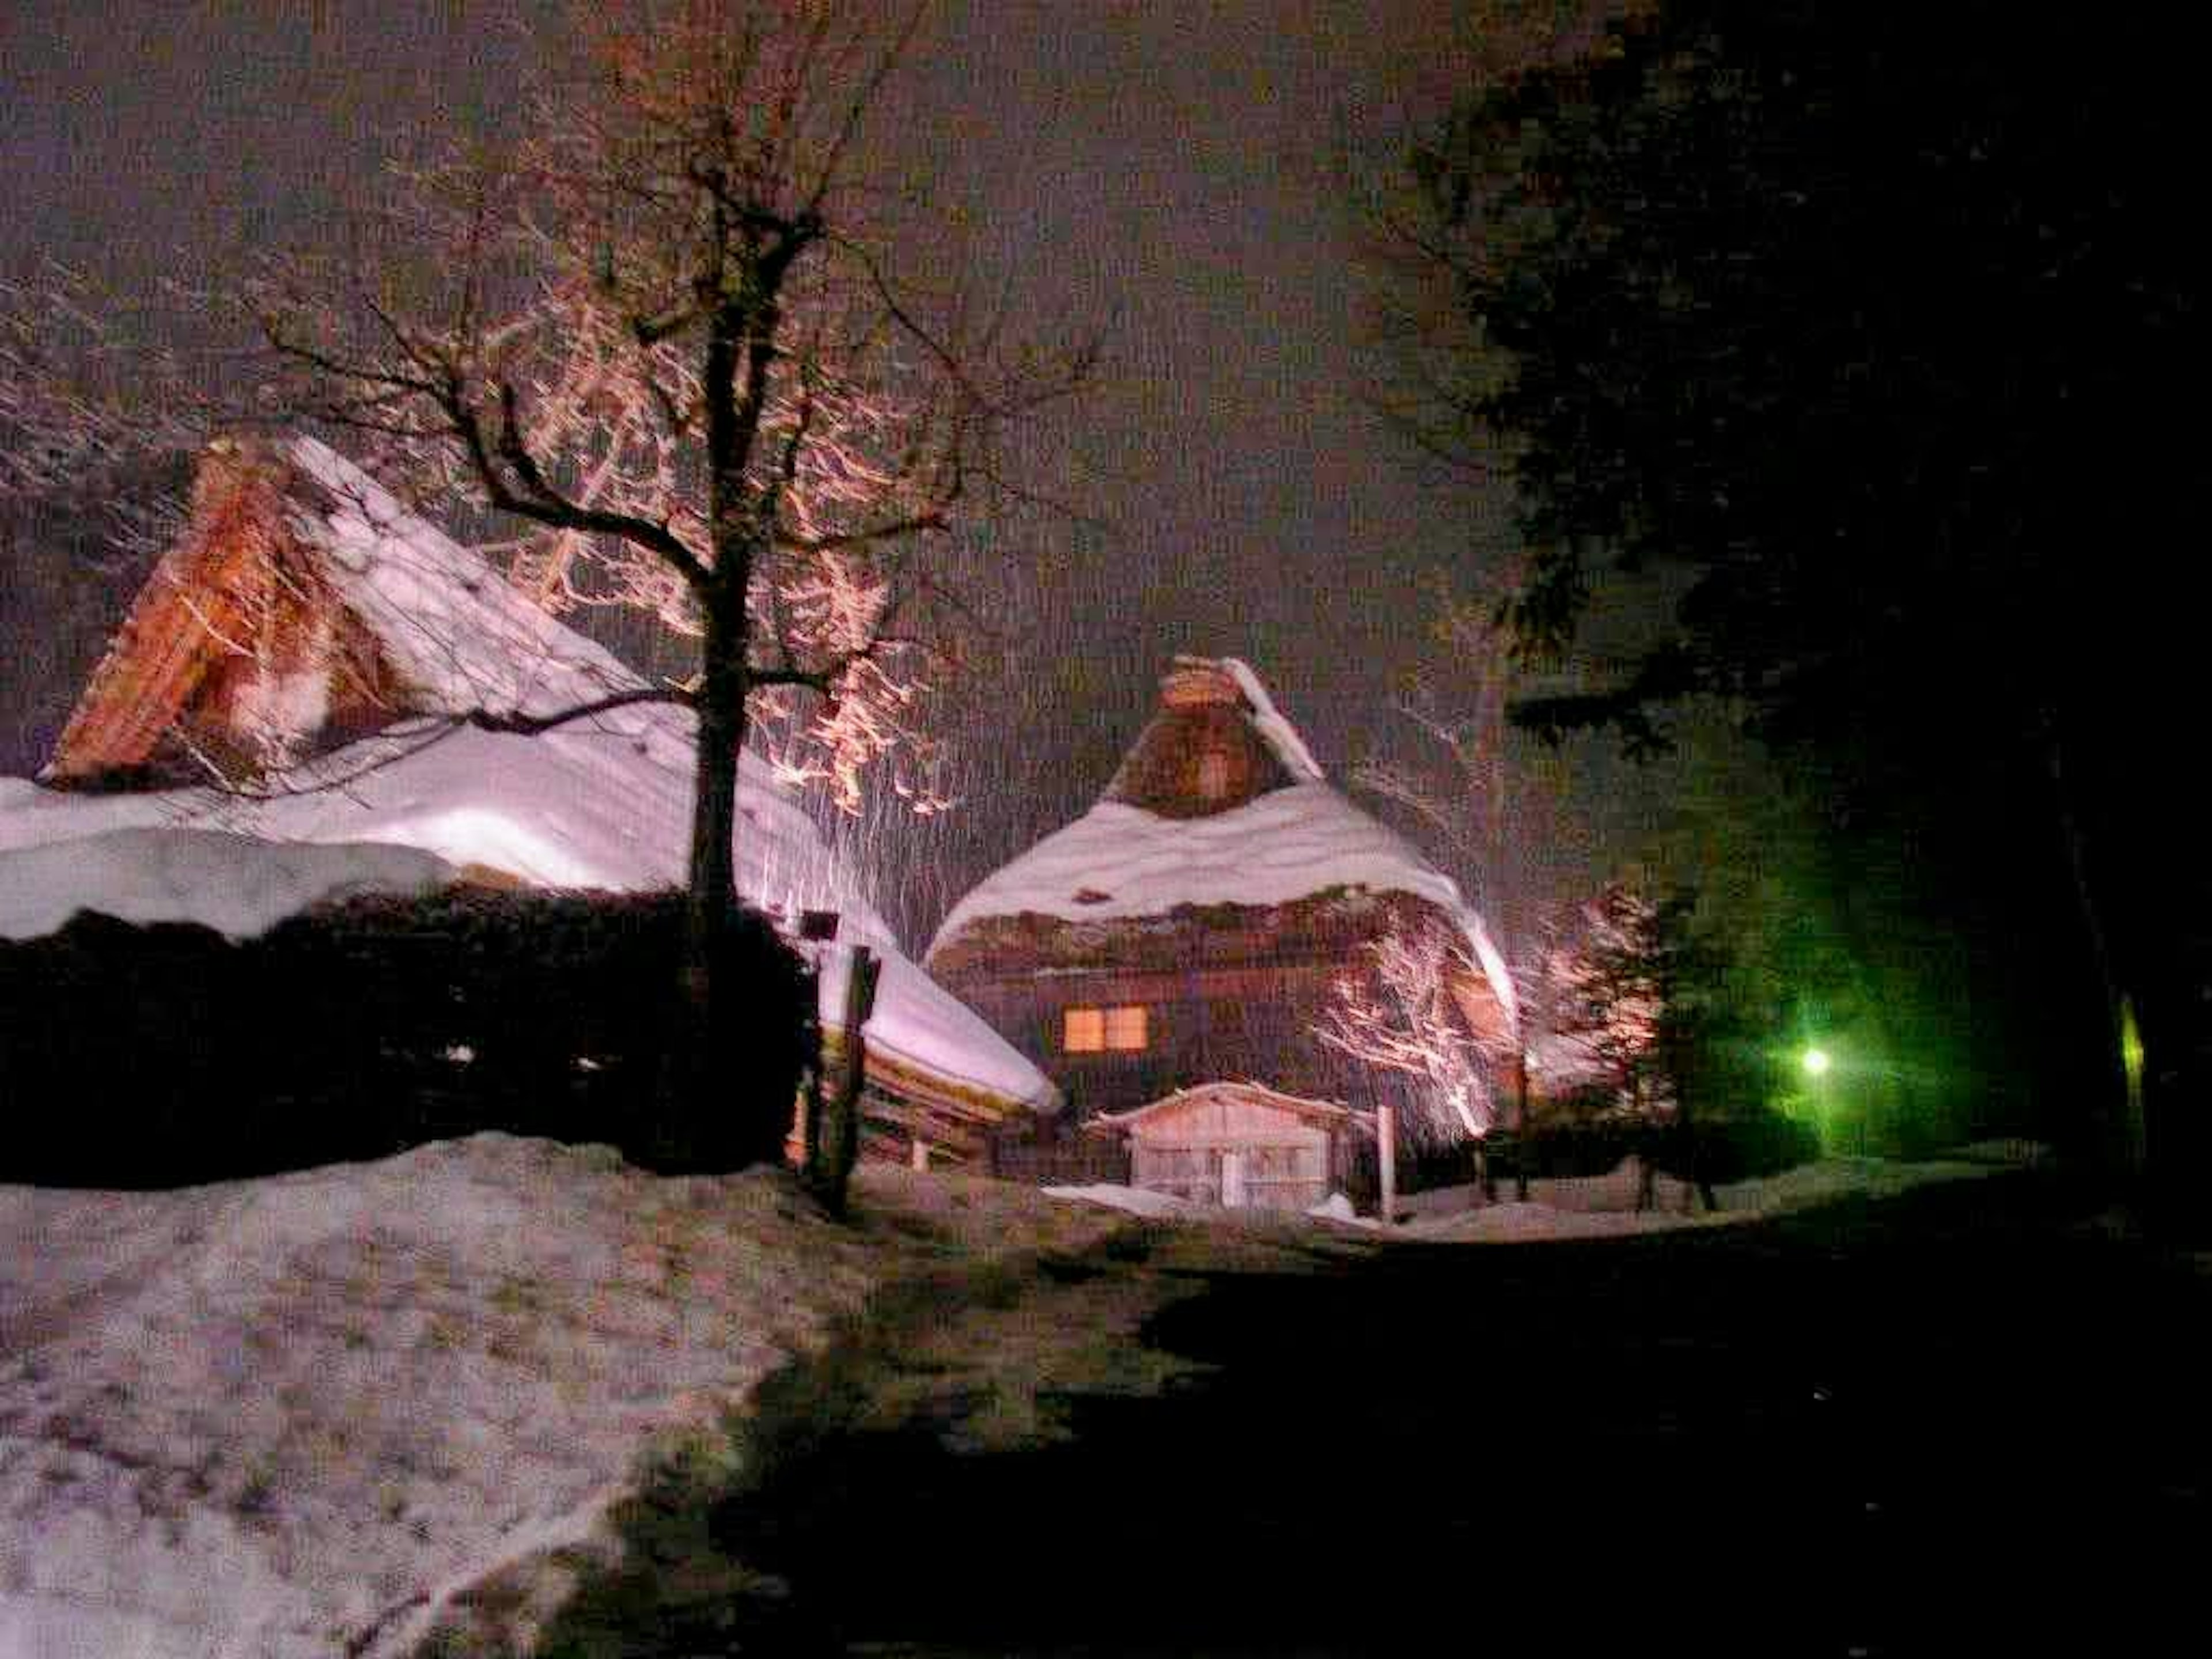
(416, 808), (602, 890)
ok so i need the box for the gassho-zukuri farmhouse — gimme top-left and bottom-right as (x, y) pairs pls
(925, 654), (1520, 1203)
(0, 434), (1058, 1166)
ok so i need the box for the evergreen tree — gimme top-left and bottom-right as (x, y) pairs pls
(1388, 1), (2196, 1180)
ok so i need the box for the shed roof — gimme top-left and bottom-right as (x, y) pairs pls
(47, 435), (636, 782)
(1089, 1081), (1376, 1136)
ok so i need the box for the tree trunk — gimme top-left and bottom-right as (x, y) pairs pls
(664, 260), (771, 1167)
(2048, 737), (2139, 1182)
(662, 579), (756, 1163)
(688, 584), (747, 919)
(810, 944), (878, 1218)
(1514, 1048), (1531, 1202)
(1377, 1103), (1397, 1225)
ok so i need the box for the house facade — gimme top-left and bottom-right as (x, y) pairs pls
(1088, 1082), (1372, 1213)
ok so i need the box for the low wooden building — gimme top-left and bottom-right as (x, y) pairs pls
(1089, 1082), (1372, 1212)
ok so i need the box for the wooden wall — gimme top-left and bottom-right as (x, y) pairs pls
(1122, 1093), (1344, 1212)
(933, 889), (1508, 1124)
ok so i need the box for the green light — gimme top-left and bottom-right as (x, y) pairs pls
(2120, 1001), (2145, 1090)
(1802, 1047), (1832, 1078)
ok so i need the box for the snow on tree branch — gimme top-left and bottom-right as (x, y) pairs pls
(1315, 921), (1511, 1146)
(222, 0), (1087, 824)
(4, 0), (1089, 878)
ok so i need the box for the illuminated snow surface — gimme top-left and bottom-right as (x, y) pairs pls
(0, 1128), (2046, 1657)
(1047, 1141), (2052, 1239)
(0, 741), (1053, 1112)
(282, 434), (642, 724)
(0, 1137), (1143, 1659)
(0, 826), (457, 941)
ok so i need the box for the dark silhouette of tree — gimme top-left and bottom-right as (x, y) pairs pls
(1387, 1), (2196, 1185)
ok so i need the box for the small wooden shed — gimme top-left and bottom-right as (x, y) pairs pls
(1088, 1082), (1372, 1213)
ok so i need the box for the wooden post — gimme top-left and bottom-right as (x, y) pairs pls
(910, 1137), (931, 1172)
(810, 945), (878, 1217)
(1514, 1050), (1532, 1202)
(1377, 1102), (1397, 1226)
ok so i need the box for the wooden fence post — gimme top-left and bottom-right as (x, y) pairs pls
(1514, 1050), (1532, 1202)
(1378, 1102), (1397, 1226)
(809, 945), (878, 1217)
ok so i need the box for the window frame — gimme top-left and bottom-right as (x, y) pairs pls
(1062, 1006), (1106, 1053)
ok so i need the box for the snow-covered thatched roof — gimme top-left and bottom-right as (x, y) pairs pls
(12, 435), (1057, 1115)
(927, 656), (1518, 1027)
(46, 437), (641, 785)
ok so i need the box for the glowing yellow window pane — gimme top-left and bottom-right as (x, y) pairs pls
(1063, 1007), (1104, 1052)
(1105, 1006), (1149, 1051)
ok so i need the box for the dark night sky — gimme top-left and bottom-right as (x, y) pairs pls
(2, 1), (1664, 947)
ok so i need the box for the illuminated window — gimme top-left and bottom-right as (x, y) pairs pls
(1063, 1007), (1105, 1052)
(1105, 1005), (1149, 1051)
(1063, 1005), (1150, 1053)
(1196, 749), (1232, 801)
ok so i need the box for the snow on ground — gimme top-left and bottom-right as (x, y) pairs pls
(1044, 1148), (2051, 1243)
(0, 1130), (2062, 1656)
(1043, 1183), (1206, 1221)
(0, 1135), (1147, 1659)
(0, 827), (458, 941)
(1404, 1152), (2038, 1243)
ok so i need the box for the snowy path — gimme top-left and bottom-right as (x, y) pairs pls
(665, 1167), (2210, 1654)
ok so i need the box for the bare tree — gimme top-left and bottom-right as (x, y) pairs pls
(1351, 568), (1588, 957)
(1345, 571), (1584, 1148)
(0, 267), (203, 562)
(5, 0), (1092, 1153)
(1316, 919), (1515, 1148)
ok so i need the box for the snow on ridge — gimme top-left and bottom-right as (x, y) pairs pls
(1219, 656), (1323, 782)
(286, 435), (643, 722)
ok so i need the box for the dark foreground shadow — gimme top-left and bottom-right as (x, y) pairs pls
(532, 1174), (2208, 1657)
